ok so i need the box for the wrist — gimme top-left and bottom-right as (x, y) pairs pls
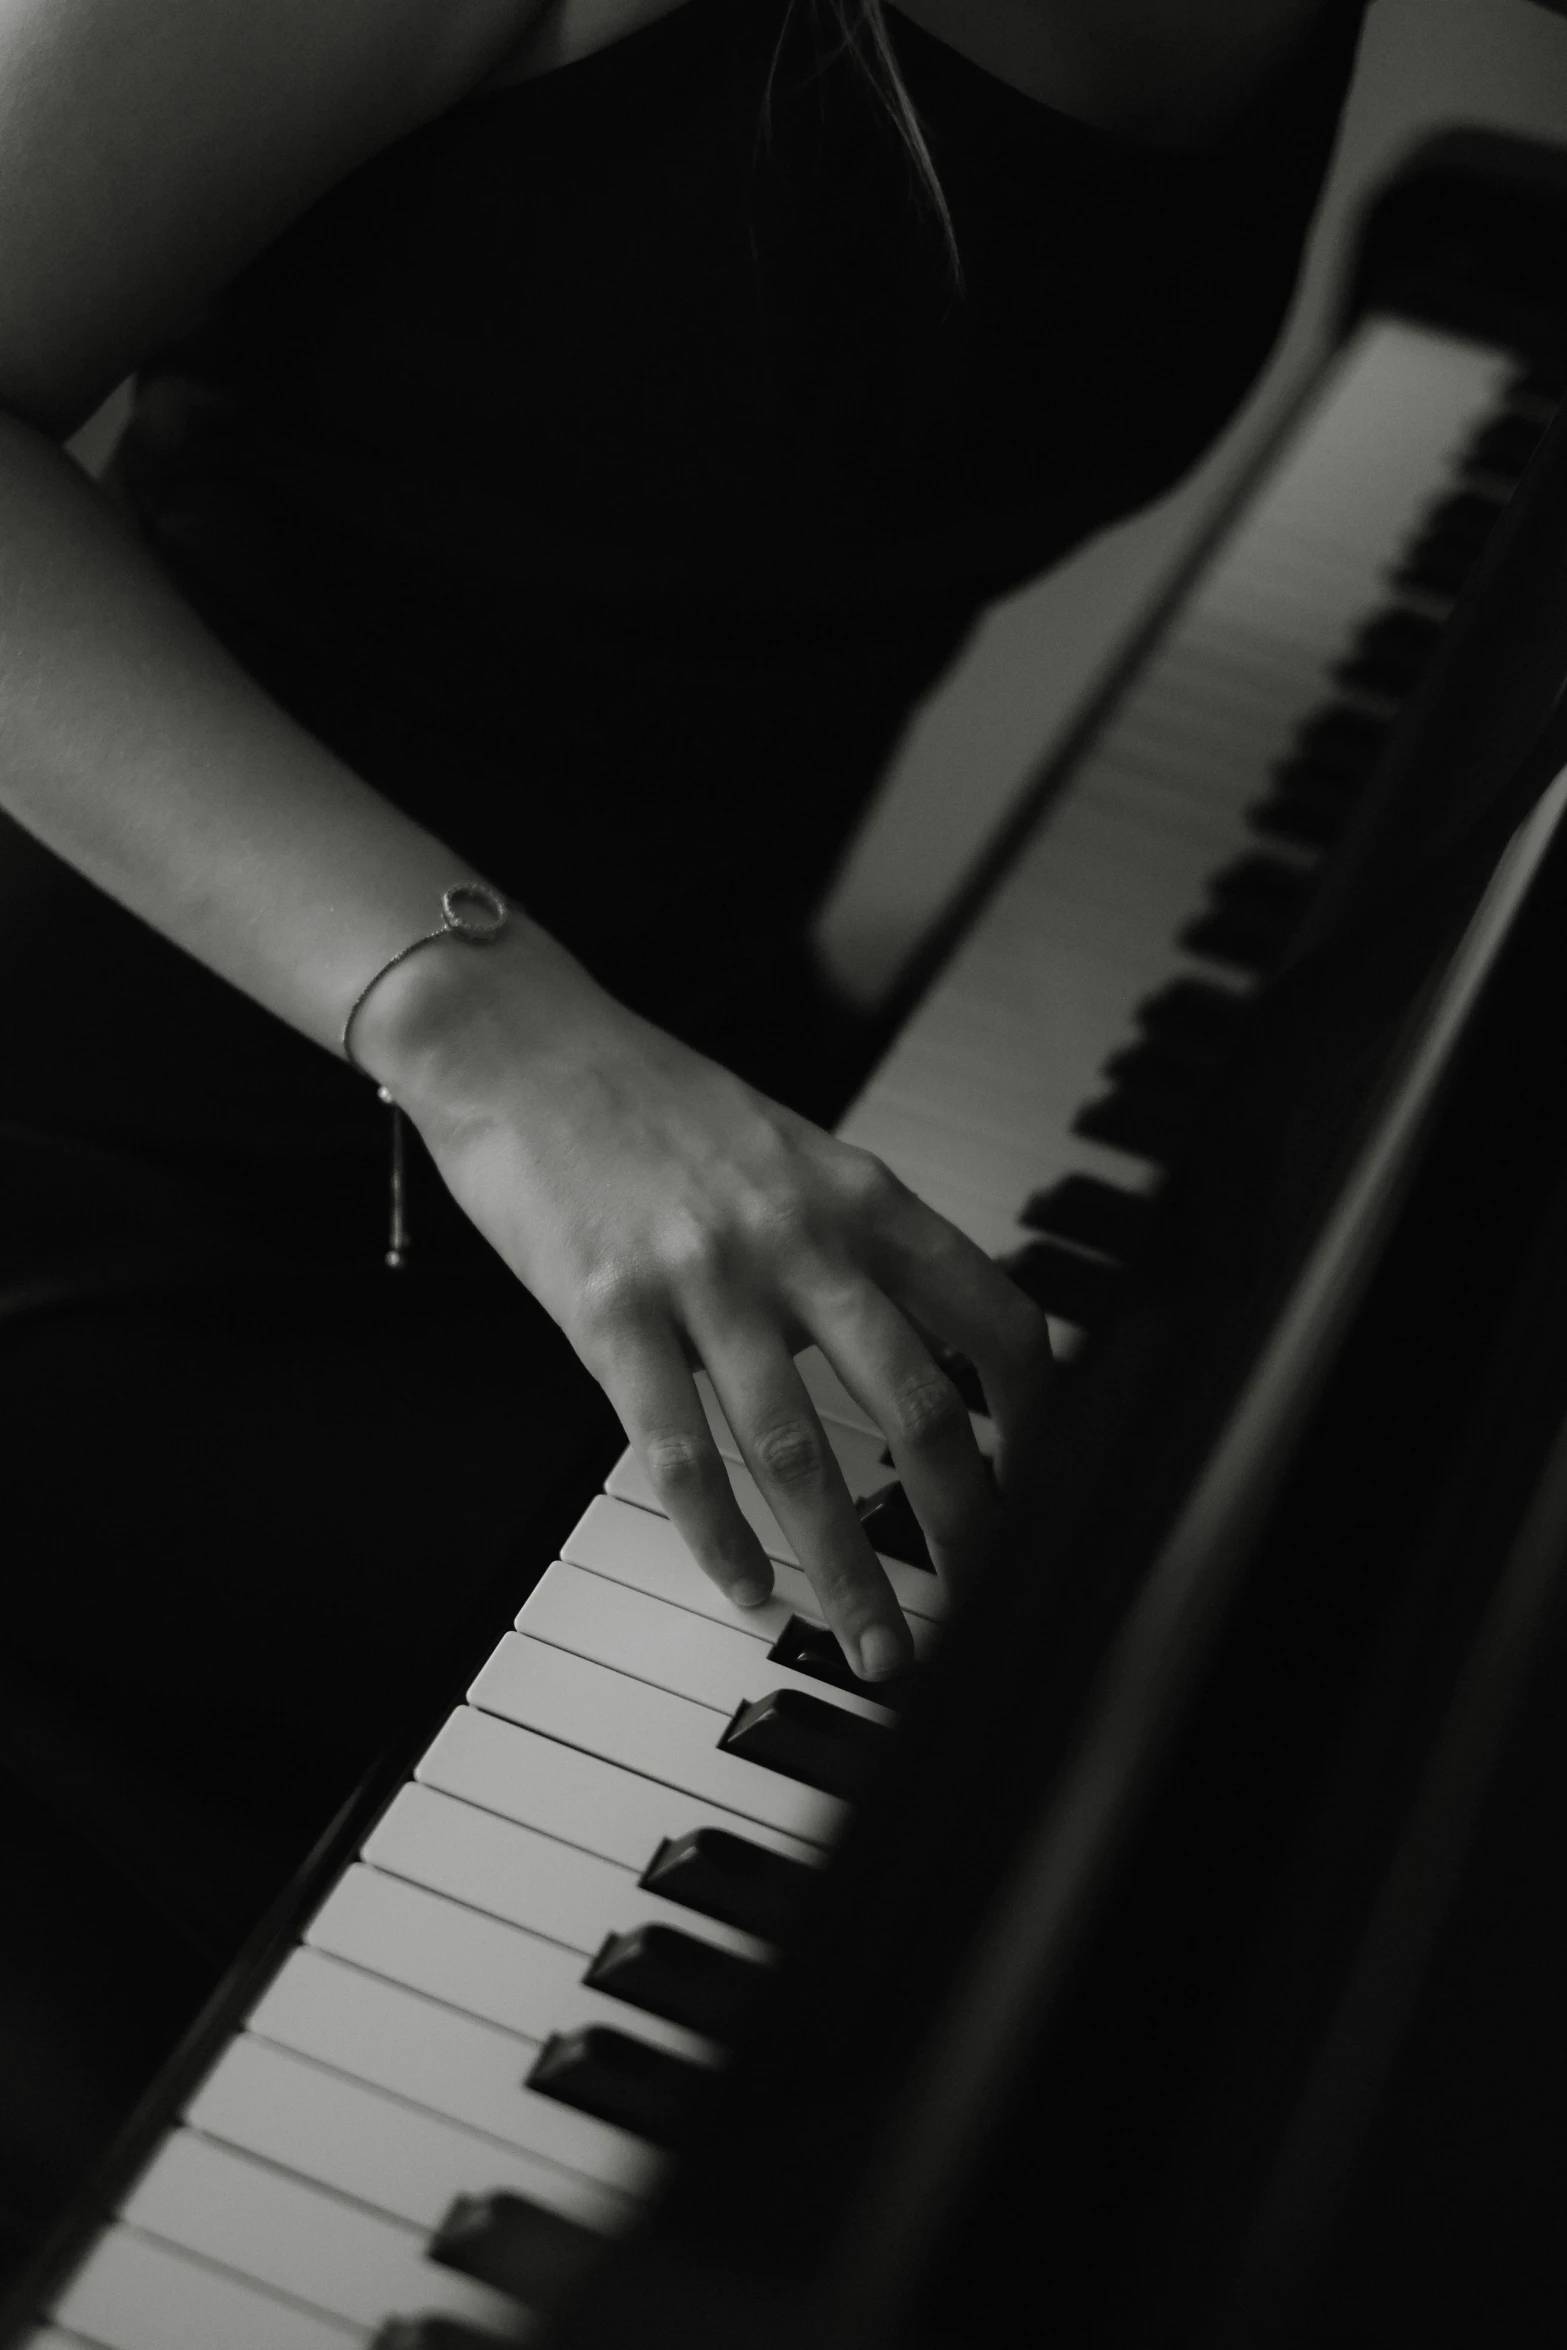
(349, 907), (613, 1128)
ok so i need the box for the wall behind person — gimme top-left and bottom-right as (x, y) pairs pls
(813, 0), (1567, 1009)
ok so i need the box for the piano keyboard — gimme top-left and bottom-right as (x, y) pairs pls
(841, 316), (1526, 1316)
(27, 313), (1555, 2350)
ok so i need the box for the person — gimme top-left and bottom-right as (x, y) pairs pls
(14, 1), (1567, 2286)
(0, 0), (1394, 1698)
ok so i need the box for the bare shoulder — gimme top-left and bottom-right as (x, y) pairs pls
(0, 0), (542, 435)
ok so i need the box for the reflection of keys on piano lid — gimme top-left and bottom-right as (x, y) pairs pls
(28, 315), (1561, 2349)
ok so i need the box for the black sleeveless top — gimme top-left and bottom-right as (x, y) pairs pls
(119, 0), (1367, 1067)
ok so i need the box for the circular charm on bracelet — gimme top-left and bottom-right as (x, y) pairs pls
(441, 880), (509, 943)
(341, 879), (511, 1074)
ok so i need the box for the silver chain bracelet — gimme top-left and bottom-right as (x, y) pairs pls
(341, 881), (510, 1269)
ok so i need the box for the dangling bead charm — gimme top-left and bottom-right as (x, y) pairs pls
(379, 1084), (409, 1271)
(340, 881), (512, 1276)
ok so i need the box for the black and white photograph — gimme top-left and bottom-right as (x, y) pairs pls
(3, 2), (1567, 2344)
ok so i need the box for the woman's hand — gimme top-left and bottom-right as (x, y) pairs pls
(361, 922), (1054, 1682)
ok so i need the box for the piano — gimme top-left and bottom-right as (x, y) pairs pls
(9, 128), (1567, 2350)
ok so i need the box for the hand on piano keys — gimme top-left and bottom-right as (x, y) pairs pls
(34, 315), (1563, 2350)
(366, 958), (1051, 1685)
(46, 1348), (961, 2350)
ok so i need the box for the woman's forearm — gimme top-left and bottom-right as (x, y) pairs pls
(0, 403), (582, 1060)
(0, 409), (1049, 1684)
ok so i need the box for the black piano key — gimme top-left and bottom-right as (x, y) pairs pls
(1426, 486), (1507, 545)
(998, 1239), (1123, 1330)
(720, 1689), (892, 1802)
(1206, 858), (1316, 914)
(527, 2025), (710, 2150)
(856, 1479), (934, 1570)
(430, 2190), (602, 2311)
(1291, 705), (1393, 769)
(1261, 758), (1365, 816)
(1180, 908), (1297, 973)
(931, 1343), (987, 1415)
(1249, 759), (1369, 847)
(1270, 749), (1376, 800)
(1392, 530), (1487, 601)
(372, 2324), (513, 2350)
(1462, 410), (1548, 481)
(1104, 1036), (1218, 1090)
(1331, 607), (1445, 698)
(1268, 734), (1383, 800)
(1075, 1086), (1198, 1164)
(585, 1923), (766, 2042)
(1180, 854), (1314, 974)
(770, 1611), (916, 1707)
(640, 1824), (817, 1941)
(1511, 355), (1566, 406)
(1249, 789), (1346, 850)
(1019, 1173), (1151, 1259)
(1400, 488), (1503, 592)
(1107, 1025), (1224, 1085)
(1135, 978), (1251, 1054)
(1396, 492), (1502, 581)
(1330, 648), (1419, 701)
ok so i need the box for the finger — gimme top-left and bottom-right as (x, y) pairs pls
(794, 1271), (999, 1580)
(858, 1184), (1054, 1487)
(596, 1320), (775, 1610)
(697, 1323), (913, 1682)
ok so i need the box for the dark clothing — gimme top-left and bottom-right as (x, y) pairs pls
(5, 0), (1367, 1168)
(0, 6), (1370, 2274)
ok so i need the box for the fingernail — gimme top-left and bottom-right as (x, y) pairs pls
(856, 1623), (908, 1682)
(732, 1579), (772, 1609)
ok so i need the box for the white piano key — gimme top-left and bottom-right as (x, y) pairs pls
(121, 2133), (523, 2336)
(849, 1035), (1189, 1191)
(53, 2226), (367, 2350)
(250, 1949), (664, 2196)
(186, 2035), (631, 2237)
(948, 854), (1230, 975)
(875, 1052), (1125, 1165)
(968, 1407), (1001, 1455)
(1103, 643), (1312, 737)
(603, 1451), (950, 1614)
(693, 1369), (889, 1494)
(866, 1073), (1128, 1180)
(1120, 613), (1331, 703)
(843, 1122), (1119, 1242)
(365, 1781), (771, 1960)
(844, 1096), (1125, 1221)
(1244, 321), (1507, 526)
(308, 1865), (718, 2063)
(416, 1703), (820, 1872)
(835, 319), (1512, 1240)
(470, 1633), (851, 1845)
(561, 1492), (945, 1630)
(518, 1562), (900, 1726)
(941, 974), (1220, 1093)
(880, 1034), (1135, 1146)
(914, 921), (1213, 1027)
(1008, 763), (1263, 866)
